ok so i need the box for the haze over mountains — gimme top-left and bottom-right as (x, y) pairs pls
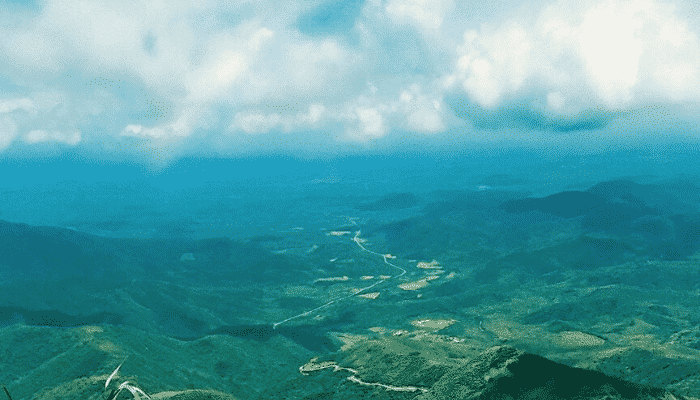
(2, 175), (700, 399)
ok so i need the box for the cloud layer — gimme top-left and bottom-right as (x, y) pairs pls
(1, 0), (698, 157)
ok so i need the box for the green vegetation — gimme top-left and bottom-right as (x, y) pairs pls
(104, 359), (151, 400)
(1, 360), (152, 400)
(2, 384), (12, 400)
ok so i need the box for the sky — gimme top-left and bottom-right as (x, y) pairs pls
(1, 0), (700, 168)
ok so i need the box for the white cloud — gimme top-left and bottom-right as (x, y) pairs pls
(356, 107), (385, 137)
(122, 105), (200, 140)
(286, 39), (348, 93)
(0, 115), (18, 149)
(302, 104), (326, 124)
(122, 125), (144, 136)
(578, 0), (645, 105)
(24, 129), (80, 145)
(248, 28), (274, 51)
(456, 23), (533, 108)
(0, 98), (35, 114)
(0, 0), (198, 97)
(368, 82), (378, 95)
(230, 103), (327, 135)
(547, 92), (565, 110)
(451, 0), (700, 110)
(396, 83), (445, 132)
(125, 125), (173, 139)
(187, 49), (248, 102)
(121, 113), (195, 140)
(385, 0), (453, 33)
(170, 29), (350, 137)
(2, 0), (699, 152)
(2, 27), (64, 72)
(234, 112), (282, 135)
(407, 108), (443, 132)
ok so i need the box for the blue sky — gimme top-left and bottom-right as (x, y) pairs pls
(1, 0), (699, 166)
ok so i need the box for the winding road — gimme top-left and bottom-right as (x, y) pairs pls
(273, 219), (407, 329)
